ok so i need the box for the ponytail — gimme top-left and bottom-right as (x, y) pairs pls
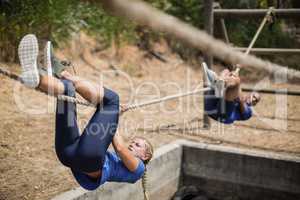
(141, 165), (150, 200)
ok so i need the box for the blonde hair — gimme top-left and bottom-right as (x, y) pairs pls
(133, 136), (153, 164)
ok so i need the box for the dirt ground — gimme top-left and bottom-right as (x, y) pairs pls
(1, 35), (300, 200)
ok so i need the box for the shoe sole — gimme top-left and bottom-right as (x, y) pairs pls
(44, 41), (53, 76)
(18, 34), (40, 88)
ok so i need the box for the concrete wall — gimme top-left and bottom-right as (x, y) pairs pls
(52, 141), (182, 200)
(181, 141), (300, 200)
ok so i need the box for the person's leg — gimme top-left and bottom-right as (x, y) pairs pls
(54, 79), (81, 167)
(205, 85), (236, 122)
(73, 88), (120, 173)
(61, 71), (104, 105)
(204, 89), (220, 120)
(38, 75), (65, 96)
(38, 70), (118, 172)
(39, 73), (118, 173)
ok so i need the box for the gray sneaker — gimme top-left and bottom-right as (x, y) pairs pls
(202, 62), (218, 87)
(18, 34), (40, 88)
(44, 41), (53, 76)
(43, 41), (70, 78)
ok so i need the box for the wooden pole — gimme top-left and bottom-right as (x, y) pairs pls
(214, 2), (230, 44)
(241, 87), (300, 96)
(203, 0), (214, 129)
(234, 47), (300, 55)
(214, 9), (300, 19)
(213, 2), (232, 70)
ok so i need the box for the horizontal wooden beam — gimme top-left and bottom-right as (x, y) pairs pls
(235, 47), (300, 55)
(214, 9), (300, 19)
(241, 87), (300, 96)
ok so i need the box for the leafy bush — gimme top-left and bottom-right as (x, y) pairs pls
(0, 0), (136, 62)
(0, 0), (299, 69)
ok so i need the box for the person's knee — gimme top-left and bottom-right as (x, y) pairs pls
(55, 149), (75, 168)
(104, 88), (119, 105)
(110, 90), (119, 105)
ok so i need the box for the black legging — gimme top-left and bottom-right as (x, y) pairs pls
(204, 89), (233, 121)
(55, 79), (119, 173)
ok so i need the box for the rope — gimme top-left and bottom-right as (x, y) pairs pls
(235, 7), (274, 74)
(122, 87), (211, 112)
(0, 66), (212, 111)
(141, 167), (150, 200)
(98, 0), (300, 79)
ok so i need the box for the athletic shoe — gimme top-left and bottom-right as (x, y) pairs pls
(18, 34), (40, 88)
(202, 62), (218, 87)
(214, 79), (225, 98)
(44, 41), (53, 76)
(43, 41), (70, 78)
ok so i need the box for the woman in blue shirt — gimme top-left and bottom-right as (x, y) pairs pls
(18, 34), (153, 190)
(203, 63), (261, 124)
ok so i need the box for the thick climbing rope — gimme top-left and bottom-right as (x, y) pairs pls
(235, 7), (274, 74)
(122, 87), (211, 112)
(98, 0), (300, 79)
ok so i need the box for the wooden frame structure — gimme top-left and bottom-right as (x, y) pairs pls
(202, 1), (300, 128)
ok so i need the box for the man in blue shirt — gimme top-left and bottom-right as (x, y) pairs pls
(202, 63), (260, 124)
(18, 34), (153, 190)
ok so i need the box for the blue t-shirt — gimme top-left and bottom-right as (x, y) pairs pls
(101, 151), (145, 184)
(71, 151), (145, 190)
(219, 100), (253, 124)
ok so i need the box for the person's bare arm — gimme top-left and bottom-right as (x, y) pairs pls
(224, 73), (241, 101)
(238, 95), (247, 114)
(112, 133), (140, 172)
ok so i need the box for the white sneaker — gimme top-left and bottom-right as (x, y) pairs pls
(202, 62), (218, 87)
(18, 34), (40, 88)
(44, 41), (53, 76)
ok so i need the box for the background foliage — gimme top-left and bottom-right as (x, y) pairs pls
(0, 0), (136, 62)
(0, 0), (299, 68)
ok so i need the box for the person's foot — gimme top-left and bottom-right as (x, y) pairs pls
(43, 41), (70, 78)
(202, 62), (218, 87)
(18, 34), (40, 88)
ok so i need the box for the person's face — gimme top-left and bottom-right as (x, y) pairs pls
(128, 138), (148, 161)
(246, 92), (260, 106)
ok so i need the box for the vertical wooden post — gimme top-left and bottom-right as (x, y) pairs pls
(220, 18), (230, 44)
(214, 2), (232, 70)
(203, 0), (214, 129)
(213, 3), (229, 44)
(203, 0), (214, 68)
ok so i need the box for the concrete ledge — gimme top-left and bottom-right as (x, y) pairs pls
(181, 141), (300, 200)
